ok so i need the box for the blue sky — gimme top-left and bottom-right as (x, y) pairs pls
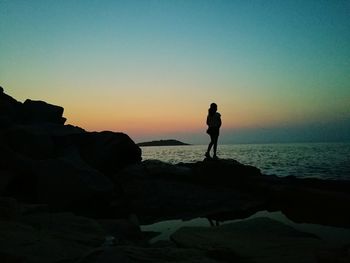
(1, 0), (349, 143)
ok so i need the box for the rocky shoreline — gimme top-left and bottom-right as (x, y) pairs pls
(1, 87), (349, 262)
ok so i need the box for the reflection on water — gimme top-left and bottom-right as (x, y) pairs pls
(141, 210), (350, 245)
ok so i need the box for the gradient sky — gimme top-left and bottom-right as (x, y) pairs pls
(1, 0), (349, 143)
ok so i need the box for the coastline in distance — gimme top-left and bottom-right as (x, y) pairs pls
(138, 139), (190, 147)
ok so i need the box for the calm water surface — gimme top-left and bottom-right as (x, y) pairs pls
(141, 211), (350, 245)
(141, 142), (350, 180)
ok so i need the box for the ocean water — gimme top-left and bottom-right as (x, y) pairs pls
(141, 142), (350, 180)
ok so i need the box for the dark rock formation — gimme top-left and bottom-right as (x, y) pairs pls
(0, 212), (106, 263)
(115, 159), (267, 224)
(0, 86), (22, 128)
(22, 99), (66, 124)
(138, 139), (189, 147)
(33, 157), (114, 211)
(0, 88), (142, 213)
(115, 158), (350, 228)
(56, 131), (142, 175)
(1, 125), (56, 160)
(0, 87), (66, 126)
(80, 246), (220, 263)
(1, 86), (350, 263)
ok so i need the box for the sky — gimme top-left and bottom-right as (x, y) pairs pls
(1, 0), (349, 144)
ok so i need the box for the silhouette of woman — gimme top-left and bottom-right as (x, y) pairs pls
(205, 103), (221, 159)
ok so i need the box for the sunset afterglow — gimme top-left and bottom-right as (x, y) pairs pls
(1, 1), (349, 143)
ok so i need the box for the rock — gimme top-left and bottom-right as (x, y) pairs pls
(0, 212), (106, 263)
(20, 212), (106, 246)
(183, 158), (263, 188)
(0, 252), (25, 263)
(0, 88), (22, 128)
(22, 99), (66, 124)
(1, 142), (115, 214)
(116, 160), (267, 224)
(0, 141), (35, 199)
(33, 157), (114, 212)
(276, 185), (350, 228)
(80, 246), (220, 263)
(171, 217), (327, 263)
(143, 160), (192, 179)
(0, 123), (85, 166)
(0, 197), (20, 221)
(20, 203), (49, 215)
(0, 88), (67, 126)
(0, 169), (16, 195)
(98, 218), (142, 245)
(79, 247), (132, 263)
(0, 125), (55, 160)
(58, 131), (142, 174)
(13, 123), (84, 137)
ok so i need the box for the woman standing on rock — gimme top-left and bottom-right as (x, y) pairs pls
(205, 103), (221, 159)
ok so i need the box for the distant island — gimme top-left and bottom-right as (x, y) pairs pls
(137, 139), (190, 147)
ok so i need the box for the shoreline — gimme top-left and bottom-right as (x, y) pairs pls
(1, 88), (350, 262)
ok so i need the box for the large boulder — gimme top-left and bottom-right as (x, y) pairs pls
(182, 158), (263, 188)
(0, 88), (67, 126)
(1, 146), (115, 212)
(273, 184), (350, 228)
(57, 131), (142, 175)
(115, 160), (267, 224)
(21, 99), (66, 124)
(0, 123), (85, 161)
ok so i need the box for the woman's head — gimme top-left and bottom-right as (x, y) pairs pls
(208, 103), (217, 115)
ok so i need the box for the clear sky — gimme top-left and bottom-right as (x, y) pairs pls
(1, 0), (349, 144)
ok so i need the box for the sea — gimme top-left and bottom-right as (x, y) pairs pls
(141, 142), (350, 180)
(140, 142), (350, 244)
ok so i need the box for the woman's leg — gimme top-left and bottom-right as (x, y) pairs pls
(213, 134), (219, 157)
(206, 134), (215, 156)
